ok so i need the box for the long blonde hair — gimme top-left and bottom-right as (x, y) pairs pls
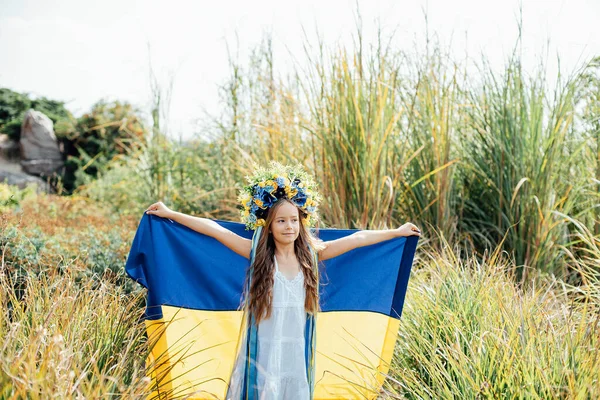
(243, 199), (324, 325)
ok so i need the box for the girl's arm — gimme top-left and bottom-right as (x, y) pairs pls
(318, 223), (421, 261)
(146, 202), (252, 259)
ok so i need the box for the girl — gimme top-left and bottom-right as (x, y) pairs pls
(144, 163), (421, 400)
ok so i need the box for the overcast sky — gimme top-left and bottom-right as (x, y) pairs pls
(1, 0), (599, 139)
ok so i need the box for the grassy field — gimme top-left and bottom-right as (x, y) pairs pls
(1, 26), (599, 399)
(1, 183), (598, 398)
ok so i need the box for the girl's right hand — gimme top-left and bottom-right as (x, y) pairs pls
(145, 201), (173, 219)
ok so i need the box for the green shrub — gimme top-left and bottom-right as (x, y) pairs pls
(0, 87), (72, 141)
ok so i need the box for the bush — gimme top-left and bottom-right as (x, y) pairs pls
(0, 87), (73, 141)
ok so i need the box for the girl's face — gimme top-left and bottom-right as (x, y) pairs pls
(270, 201), (300, 245)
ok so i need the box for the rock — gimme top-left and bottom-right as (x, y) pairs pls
(19, 109), (64, 176)
(20, 159), (65, 177)
(0, 169), (55, 193)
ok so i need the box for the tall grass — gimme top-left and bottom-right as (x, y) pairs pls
(0, 271), (149, 398)
(0, 185), (149, 397)
(90, 22), (595, 282)
(300, 31), (401, 229)
(393, 44), (463, 242)
(212, 27), (464, 233)
(2, 180), (599, 397)
(382, 229), (600, 399)
(575, 56), (600, 238)
(457, 48), (589, 280)
(202, 24), (599, 280)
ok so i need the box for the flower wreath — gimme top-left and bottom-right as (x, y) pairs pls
(237, 162), (321, 230)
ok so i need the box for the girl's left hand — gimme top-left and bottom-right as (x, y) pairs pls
(397, 222), (421, 237)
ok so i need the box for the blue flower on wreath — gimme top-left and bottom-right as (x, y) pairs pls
(274, 177), (286, 188)
(255, 187), (277, 208)
(291, 190), (308, 207)
(263, 183), (277, 194)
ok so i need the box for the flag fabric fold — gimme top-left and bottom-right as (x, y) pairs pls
(126, 213), (418, 399)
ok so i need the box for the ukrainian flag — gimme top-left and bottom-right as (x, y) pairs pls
(126, 214), (418, 399)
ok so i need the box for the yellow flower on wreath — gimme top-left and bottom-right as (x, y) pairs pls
(285, 186), (298, 198)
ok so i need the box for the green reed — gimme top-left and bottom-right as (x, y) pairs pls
(298, 31), (401, 229)
(382, 230), (600, 399)
(392, 44), (463, 242)
(457, 49), (593, 279)
(0, 272), (149, 398)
